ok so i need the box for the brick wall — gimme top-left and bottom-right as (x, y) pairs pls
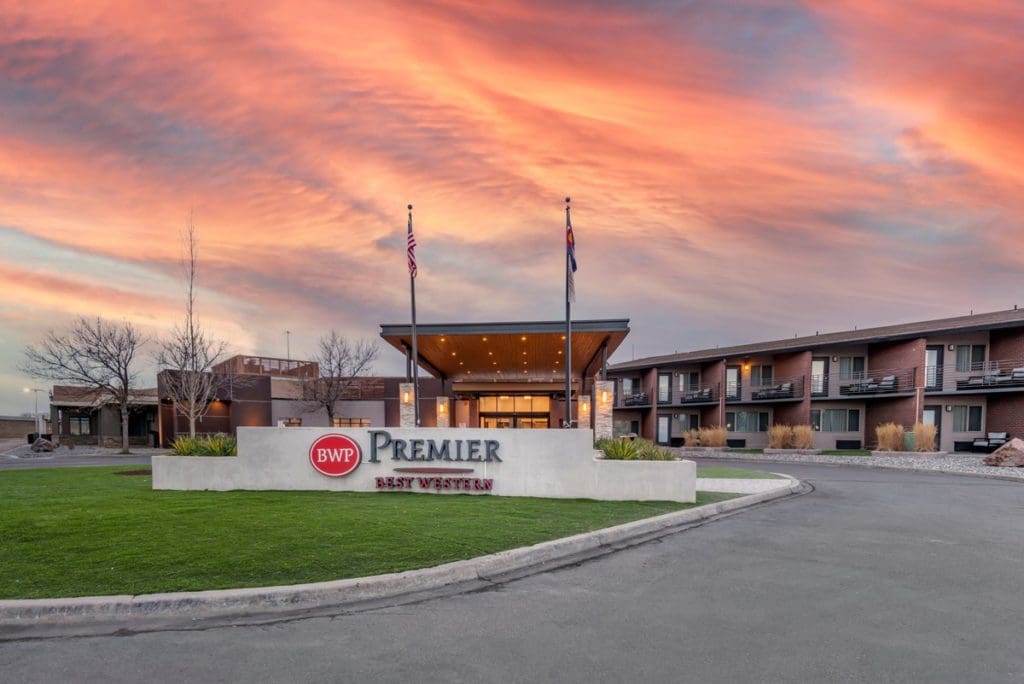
(983, 394), (1024, 438)
(773, 351), (811, 425)
(699, 405), (720, 428)
(702, 359), (725, 427)
(869, 337), (927, 386)
(641, 367), (658, 439)
(864, 397), (918, 446)
(989, 327), (1024, 362)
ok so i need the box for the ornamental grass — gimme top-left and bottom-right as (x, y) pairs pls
(913, 422), (937, 452)
(698, 426), (728, 447)
(875, 422), (904, 451)
(683, 429), (700, 447)
(791, 424), (814, 449)
(768, 424), (793, 449)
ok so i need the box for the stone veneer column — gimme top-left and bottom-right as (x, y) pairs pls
(435, 397), (450, 428)
(594, 380), (614, 440)
(399, 382), (416, 428)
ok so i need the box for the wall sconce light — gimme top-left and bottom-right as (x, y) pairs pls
(437, 398), (447, 413)
(945, 405), (952, 412)
(401, 390), (413, 404)
(948, 344), (956, 351)
(580, 397), (591, 414)
(832, 355), (839, 363)
(600, 390), (609, 403)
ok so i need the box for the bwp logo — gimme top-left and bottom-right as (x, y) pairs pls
(309, 434), (362, 477)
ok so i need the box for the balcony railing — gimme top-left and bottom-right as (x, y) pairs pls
(950, 358), (1024, 391)
(616, 391), (651, 408)
(678, 384), (717, 404)
(750, 376), (804, 401)
(837, 367), (916, 396)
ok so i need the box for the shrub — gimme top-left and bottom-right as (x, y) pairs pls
(698, 426), (728, 447)
(913, 422), (937, 452)
(683, 429), (700, 447)
(171, 433), (237, 456)
(199, 433), (237, 456)
(633, 439), (677, 461)
(597, 437), (675, 461)
(791, 424), (814, 449)
(768, 424), (793, 449)
(171, 435), (201, 455)
(875, 422), (904, 451)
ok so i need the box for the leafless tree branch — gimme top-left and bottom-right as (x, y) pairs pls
(302, 331), (379, 423)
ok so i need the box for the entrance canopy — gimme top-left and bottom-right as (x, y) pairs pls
(379, 319), (629, 383)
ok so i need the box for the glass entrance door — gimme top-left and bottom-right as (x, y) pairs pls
(926, 346), (944, 389)
(657, 415), (670, 444)
(481, 416), (514, 429)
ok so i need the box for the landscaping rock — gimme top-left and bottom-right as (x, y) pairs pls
(30, 437), (55, 453)
(984, 438), (1024, 467)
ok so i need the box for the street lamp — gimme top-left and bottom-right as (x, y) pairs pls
(23, 387), (45, 437)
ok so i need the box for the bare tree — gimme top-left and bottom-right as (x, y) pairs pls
(303, 331), (379, 424)
(22, 317), (145, 452)
(156, 212), (227, 438)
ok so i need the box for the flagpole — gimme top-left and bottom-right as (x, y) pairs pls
(564, 197), (572, 429)
(408, 204), (420, 427)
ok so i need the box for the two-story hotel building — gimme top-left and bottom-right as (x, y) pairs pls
(608, 308), (1024, 452)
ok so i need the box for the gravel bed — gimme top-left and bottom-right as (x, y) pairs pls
(673, 448), (1024, 481)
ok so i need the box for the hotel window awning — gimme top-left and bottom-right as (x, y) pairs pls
(379, 319), (629, 383)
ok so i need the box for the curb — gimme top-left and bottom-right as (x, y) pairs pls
(0, 480), (805, 639)
(688, 454), (1024, 484)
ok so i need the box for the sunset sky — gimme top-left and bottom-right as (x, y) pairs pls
(2, 0), (1023, 415)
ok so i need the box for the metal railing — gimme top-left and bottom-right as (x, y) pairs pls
(948, 358), (1024, 391)
(615, 391), (651, 408)
(836, 367), (916, 397)
(750, 375), (804, 401)
(677, 384), (717, 404)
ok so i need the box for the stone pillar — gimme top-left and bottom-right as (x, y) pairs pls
(594, 380), (614, 440)
(399, 382), (415, 428)
(435, 397), (450, 428)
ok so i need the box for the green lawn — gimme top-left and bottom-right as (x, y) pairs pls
(0, 467), (737, 599)
(697, 466), (783, 480)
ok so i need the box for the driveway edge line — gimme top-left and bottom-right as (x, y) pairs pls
(0, 480), (804, 638)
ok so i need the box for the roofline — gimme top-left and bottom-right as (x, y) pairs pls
(380, 319), (630, 337)
(609, 308), (1024, 371)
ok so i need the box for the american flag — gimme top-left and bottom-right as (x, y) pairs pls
(566, 212), (577, 303)
(407, 211), (417, 278)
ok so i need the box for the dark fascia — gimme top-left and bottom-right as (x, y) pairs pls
(609, 308), (1024, 372)
(380, 319), (630, 337)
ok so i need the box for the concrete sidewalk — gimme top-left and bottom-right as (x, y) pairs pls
(696, 477), (790, 493)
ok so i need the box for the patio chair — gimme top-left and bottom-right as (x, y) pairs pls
(876, 375), (897, 392)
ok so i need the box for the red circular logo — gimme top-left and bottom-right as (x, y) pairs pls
(309, 434), (362, 477)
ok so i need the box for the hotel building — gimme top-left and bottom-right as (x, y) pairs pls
(607, 308), (1024, 451)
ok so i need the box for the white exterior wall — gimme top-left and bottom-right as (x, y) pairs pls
(153, 427), (696, 503)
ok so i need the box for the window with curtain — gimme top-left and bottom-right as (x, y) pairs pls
(725, 411), (769, 432)
(839, 356), (866, 380)
(952, 405), (983, 432)
(811, 408), (860, 432)
(955, 345), (986, 372)
(751, 365), (773, 386)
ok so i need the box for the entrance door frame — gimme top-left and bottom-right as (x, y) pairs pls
(925, 345), (944, 390)
(922, 404), (942, 450)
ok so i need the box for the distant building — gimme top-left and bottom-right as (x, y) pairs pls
(48, 386), (159, 446)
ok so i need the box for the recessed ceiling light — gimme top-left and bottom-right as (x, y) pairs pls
(521, 336), (527, 341)
(451, 352), (456, 356)
(482, 337), (488, 342)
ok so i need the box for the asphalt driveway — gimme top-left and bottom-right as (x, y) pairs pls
(2, 462), (1022, 682)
